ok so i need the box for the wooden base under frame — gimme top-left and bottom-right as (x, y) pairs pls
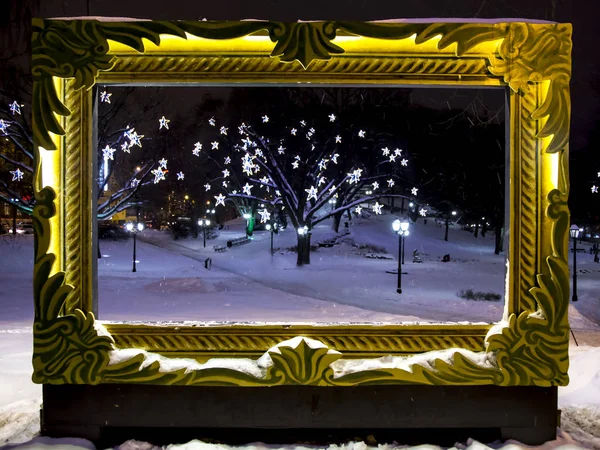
(41, 384), (558, 447)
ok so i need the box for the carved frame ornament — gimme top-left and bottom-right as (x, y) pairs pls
(31, 19), (572, 386)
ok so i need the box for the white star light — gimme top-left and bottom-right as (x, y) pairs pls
(209, 117), (216, 126)
(401, 159), (408, 166)
(158, 158), (168, 169)
(328, 113), (336, 122)
(222, 180), (228, 188)
(394, 148), (402, 156)
(262, 115), (269, 123)
(204, 183), (211, 191)
(222, 169), (230, 178)
(318, 176), (327, 186)
(309, 127), (315, 134)
(214, 193), (226, 207)
(592, 185), (599, 194)
(192, 142), (202, 156)
(419, 208), (427, 217)
(211, 141), (219, 150)
(387, 179), (395, 188)
(300, 120), (306, 127)
(382, 147), (390, 156)
(232, 190), (238, 195)
(121, 142), (130, 153)
(331, 153), (339, 164)
(177, 172), (185, 180)
(258, 209), (271, 223)
(348, 169), (363, 184)
(290, 128), (297, 136)
(292, 161), (299, 169)
(318, 159), (328, 171)
(305, 186), (318, 201)
(224, 156), (231, 164)
(389, 154), (397, 162)
(10, 168), (24, 181)
(597, 172), (600, 178)
(102, 145), (116, 161)
(220, 126), (228, 135)
(99, 91), (111, 103)
(278, 145), (285, 154)
(358, 130), (366, 138)
(9, 101), (21, 115)
(0, 119), (10, 134)
(131, 179), (140, 188)
(411, 187), (419, 196)
(372, 181), (379, 190)
(329, 185), (337, 194)
(128, 131), (143, 148)
(372, 202), (383, 214)
(335, 135), (342, 144)
(355, 206), (363, 215)
(260, 176), (270, 185)
(151, 167), (166, 184)
(242, 183), (253, 196)
(158, 116), (170, 130)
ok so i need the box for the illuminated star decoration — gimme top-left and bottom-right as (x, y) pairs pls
(394, 148), (402, 156)
(10, 168), (24, 181)
(224, 156), (231, 164)
(211, 141), (219, 150)
(121, 142), (131, 153)
(592, 185), (599, 194)
(177, 172), (185, 180)
(0, 119), (10, 134)
(292, 161), (299, 169)
(382, 147), (390, 157)
(204, 183), (211, 191)
(9, 101), (21, 115)
(131, 179), (140, 188)
(158, 116), (170, 130)
(331, 153), (339, 164)
(597, 172), (600, 178)
(318, 159), (328, 171)
(209, 117), (216, 126)
(329, 113), (336, 122)
(305, 186), (318, 201)
(335, 135), (342, 144)
(278, 145), (285, 154)
(102, 145), (116, 161)
(260, 176), (270, 185)
(222, 169), (230, 178)
(158, 158), (168, 169)
(355, 206), (363, 215)
(262, 115), (269, 123)
(387, 179), (395, 188)
(220, 126), (228, 135)
(258, 209), (271, 223)
(358, 130), (366, 138)
(389, 154), (397, 162)
(291, 128), (297, 136)
(151, 167), (166, 184)
(419, 208), (427, 217)
(411, 187), (419, 195)
(222, 180), (228, 188)
(99, 91), (111, 104)
(128, 131), (144, 148)
(318, 176), (327, 186)
(300, 120), (306, 127)
(242, 183), (253, 195)
(372, 202), (383, 214)
(348, 169), (363, 184)
(193, 142), (202, 156)
(214, 193), (226, 207)
(401, 159), (408, 166)
(372, 181), (379, 190)
(232, 190), (238, 195)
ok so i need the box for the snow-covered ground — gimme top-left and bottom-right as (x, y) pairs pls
(1, 224), (600, 449)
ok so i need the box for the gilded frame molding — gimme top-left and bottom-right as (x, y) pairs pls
(31, 19), (572, 386)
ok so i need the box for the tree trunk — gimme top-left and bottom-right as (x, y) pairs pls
(332, 211), (343, 233)
(296, 233), (311, 266)
(481, 222), (487, 238)
(12, 204), (17, 235)
(444, 218), (449, 241)
(474, 223), (479, 238)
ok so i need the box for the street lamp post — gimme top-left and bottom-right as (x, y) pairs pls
(266, 222), (278, 255)
(125, 221), (145, 272)
(570, 224), (581, 302)
(392, 219), (410, 294)
(243, 213), (251, 238)
(197, 218), (211, 248)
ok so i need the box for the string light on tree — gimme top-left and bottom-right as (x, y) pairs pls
(121, 142), (131, 153)
(331, 153), (339, 164)
(99, 91), (111, 103)
(222, 180), (228, 188)
(0, 119), (10, 134)
(220, 126), (228, 135)
(209, 117), (216, 126)
(158, 158), (168, 169)
(300, 120), (306, 127)
(151, 167), (166, 184)
(242, 183), (253, 196)
(358, 130), (366, 138)
(258, 209), (271, 223)
(593, 185), (599, 194)
(372, 181), (379, 190)
(262, 115), (269, 123)
(290, 128), (297, 136)
(214, 193), (226, 207)
(211, 141), (219, 150)
(259, 176), (270, 185)
(292, 161), (299, 169)
(204, 183), (211, 191)
(318, 159), (328, 171)
(328, 113), (336, 122)
(131, 179), (140, 188)
(389, 154), (397, 162)
(318, 176), (327, 186)
(305, 186), (318, 201)
(419, 208), (427, 217)
(9, 101), (21, 115)
(192, 142), (202, 156)
(401, 158), (408, 166)
(102, 145), (116, 161)
(335, 135), (342, 144)
(158, 116), (170, 130)
(372, 202), (383, 214)
(411, 187), (419, 195)
(222, 169), (230, 178)
(387, 179), (395, 188)
(382, 147), (390, 157)
(128, 131), (143, 147)
(348, 169), (363, 184)
(277, 145), (285, 154)
(355, 205), (363, 215)
(394, 148), (402, 156)
(10, 168), (24, 181)
(177, 172), (185, 180)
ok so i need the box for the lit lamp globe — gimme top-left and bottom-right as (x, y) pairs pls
(569, 225), (580, 239)
(243, 213), (251, 220)
(400, 220), (409, 233)
(266, 224), (272, 231)
(392, 219), (401, 233)
(137, 223), (144, 232)
(125, 223), (134, 232)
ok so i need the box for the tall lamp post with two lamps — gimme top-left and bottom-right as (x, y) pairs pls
(197, 218), (211, 248)
(392, 219), (410, 294)
(570, 224), (582, 302)
(125, 221), (145, 273)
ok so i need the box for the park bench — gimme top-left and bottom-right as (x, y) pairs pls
(570, 248), (586, 253)
(227, 236), (251, 248)
(213, 245), (227, 253)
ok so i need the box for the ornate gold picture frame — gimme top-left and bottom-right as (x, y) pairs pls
(31, 19), (572, 387)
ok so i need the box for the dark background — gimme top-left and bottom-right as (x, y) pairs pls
(1, 0), (598, 220)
